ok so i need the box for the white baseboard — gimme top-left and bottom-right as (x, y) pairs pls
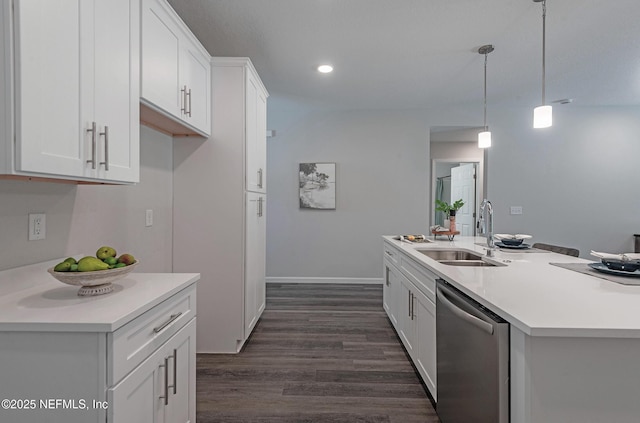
(266, 277), (383, 285)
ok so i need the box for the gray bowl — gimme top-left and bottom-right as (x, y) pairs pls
(500, 238), (524, 246)
(601, 259), (640, 272)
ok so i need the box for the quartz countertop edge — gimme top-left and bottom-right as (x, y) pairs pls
(384, 235), (640, 338)
(0, 258), (199, 332)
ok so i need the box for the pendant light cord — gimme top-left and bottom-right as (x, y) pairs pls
(483, 52), (488, 131)
(541, 0), (547, 106)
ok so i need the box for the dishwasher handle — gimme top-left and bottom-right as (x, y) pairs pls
(436, 286), (494, 335)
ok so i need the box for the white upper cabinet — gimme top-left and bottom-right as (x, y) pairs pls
(1, 0), (140, 184)
(141, 0), (211, 137)
(92, 0), (140, 182)
(245, 68), (268, 193)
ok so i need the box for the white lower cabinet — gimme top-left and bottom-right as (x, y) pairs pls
(398, 275), (416, 355)
(412, 285), (437, 399)
(382, 240), (437, 400)
(383, 257), (400, 328)
(109, 319), (196, 423)
(0, 283), (196, 423)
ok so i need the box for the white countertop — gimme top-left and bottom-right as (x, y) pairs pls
(384, 235), (640, 338)
(0, 258), (199, 332)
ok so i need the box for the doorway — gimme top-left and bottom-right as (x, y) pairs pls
(429, 126), (485, 235)
(433, 161), (480, 235)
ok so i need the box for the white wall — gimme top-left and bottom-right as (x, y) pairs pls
(0, 126), (174, 272)
(487, 105), (640, 257)
(265, 103), (640, 284)
(266, 109), (430, 281)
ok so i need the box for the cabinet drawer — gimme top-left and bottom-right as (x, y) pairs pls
(383, 242), (400, 266)
(400, 255), (437, 303)
(108, 284), (196, 385)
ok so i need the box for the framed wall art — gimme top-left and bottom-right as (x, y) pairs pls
(299, 162), (336, 210)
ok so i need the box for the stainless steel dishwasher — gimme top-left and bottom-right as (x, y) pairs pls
(436, 279), (510, 423)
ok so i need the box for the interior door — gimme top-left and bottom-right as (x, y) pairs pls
(450, 163), (476, 236)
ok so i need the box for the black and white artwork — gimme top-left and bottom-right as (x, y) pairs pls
(299, 162), (336, 209)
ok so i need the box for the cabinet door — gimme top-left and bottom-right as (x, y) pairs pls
(398, 275), (416, 356)
(141, 0), (181, 118)
(108, 319), (196, 423)
(245, 70), (266, 193)
(244, 192), (266, 337)
(413, 286), (437, 399)
(179, 40), (210, 135)
(14, 0), (88, 178)
(383, 259), (400, 329)
(108, 336), (166, 423)
(165, 319), (196, 423)
(94, 0), (139, 183)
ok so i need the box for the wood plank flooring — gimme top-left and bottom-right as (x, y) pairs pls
(196, 283), (440, 423)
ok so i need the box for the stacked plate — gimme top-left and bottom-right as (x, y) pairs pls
(494, 234), (532, 249)
(589, 251), (640, 277)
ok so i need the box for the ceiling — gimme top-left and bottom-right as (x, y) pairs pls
(167, 0), (640, 111)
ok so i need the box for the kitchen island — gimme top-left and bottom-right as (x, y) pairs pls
(383, 235), (640, 423)
(0, 258), (199, 423)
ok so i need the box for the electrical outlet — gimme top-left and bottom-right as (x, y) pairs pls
(510, 206), (523, 215)
(28, 213), (46, 240)
(145, 209), (153, 227)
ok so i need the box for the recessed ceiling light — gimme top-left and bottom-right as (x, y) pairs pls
(317, 65), (333, 73)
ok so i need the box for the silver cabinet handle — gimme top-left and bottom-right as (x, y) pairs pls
(187, 88), (192, 117)
(385, 266), (390, 286)
(166, 349), (177, 396)
(153, 312), (182, 333)
(159, 356), (169, 405)
(86, 122), (96, 169)
(411, 293), (415, 320)
(171, 348), (177, 395)
(257, 168), (263, 188)
(385, 250), (394, 257)
(99, 125), (109, 171)
(258, 197), (264, 217)
(409, 292), (413, 320)
(181, 85), (187, 115)
(436, 286), (494, 334)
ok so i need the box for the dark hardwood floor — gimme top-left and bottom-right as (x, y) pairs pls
(196, 283), (440, 423)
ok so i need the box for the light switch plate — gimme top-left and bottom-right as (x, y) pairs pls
(510, 206), (523, 215)
(145, 209), (153, 227)
(28, 213), (46, 240)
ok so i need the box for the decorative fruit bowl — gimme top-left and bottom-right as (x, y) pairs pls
(47, 261), (139, 296)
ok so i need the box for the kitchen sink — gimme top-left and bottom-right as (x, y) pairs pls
(438, 260), (498, 267)
(417, 249), (505, 267)
(417, 249), (484, 261)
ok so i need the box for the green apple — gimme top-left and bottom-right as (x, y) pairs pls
(96, 246), (117, 260)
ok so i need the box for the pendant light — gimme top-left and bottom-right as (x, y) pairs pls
(478, 44), (494, 149)
(533, 0), (552, 128)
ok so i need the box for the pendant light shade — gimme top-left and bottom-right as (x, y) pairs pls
(533, 105), (552, 128)
(478, 44), (494, 149)
(533, 0), (552, 128)
(478, 130), (492, 148)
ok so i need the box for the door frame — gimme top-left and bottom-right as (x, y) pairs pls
(430, 158), (484, 234)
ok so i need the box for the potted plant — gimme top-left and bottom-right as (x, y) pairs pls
(435, 199), (465, 230)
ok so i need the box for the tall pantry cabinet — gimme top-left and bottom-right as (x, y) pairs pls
(173, 58), (268, 353)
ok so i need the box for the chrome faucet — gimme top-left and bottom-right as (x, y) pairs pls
(479, 199), (494, 256)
